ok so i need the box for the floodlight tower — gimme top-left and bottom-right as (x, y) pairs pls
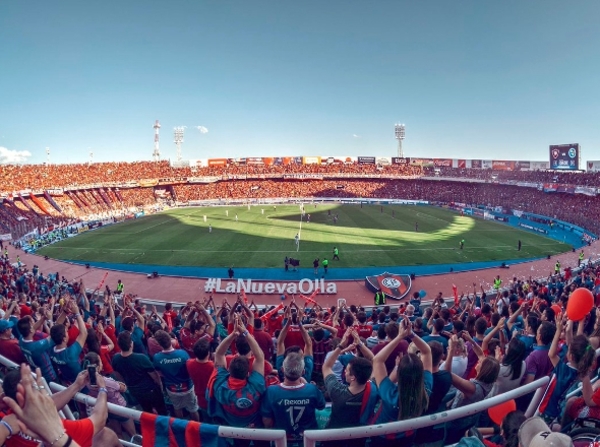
(46, 147), (50, 164)
(395, 123), (406, 157)
(174, 126), (185, 162)
(89, 148), (94, 166)
(152, 120), (161, 161)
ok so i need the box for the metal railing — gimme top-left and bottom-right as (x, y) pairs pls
(302, 376), (550, 447)
(0, 355), (288, 447)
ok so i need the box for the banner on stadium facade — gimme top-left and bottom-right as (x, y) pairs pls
(292, 156), (303, 164)
(283, 174), (324, 180)
(492, 161), (515, 171)
(481, 160), (493, 169)
(138, 179), (159, 187)
(410, 158), (434, 166)
(556, 185), (575, 194)
(246, 157), (264, 165)
(376, 157), (391, 166)
(454, 159), (465, 168)
(543, 184), (558, 192)
(471, 160), (482, 169)
(433, 158), (452, 168)
(46, 189), (64, 196)
(358, 156), (376, 164)
(392, 157), (410, 164)
(188, 177), (220, 184)
(574, 186), (597, 197)
(324, 156), (346, 165)
(0, 234), (12, 241)
(303, 156), (321, 165)
(550, 143), (580, 171)
(530, 161), (550, 170)
(208, 158), (228, 166)
(587, 161), (600, 172)
(514, 161), (531, 170)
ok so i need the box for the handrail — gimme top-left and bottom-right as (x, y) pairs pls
(302, 376), (550, 447)
(46, 381), (288, 447)
(0, 355), (287, 447)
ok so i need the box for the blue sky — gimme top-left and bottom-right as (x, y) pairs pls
(1, 1), (599, 165)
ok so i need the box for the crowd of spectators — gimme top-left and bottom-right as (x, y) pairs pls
(0, 245), (598, 446)
(425, 166), (600, 187)
(2, 159), (600, 194)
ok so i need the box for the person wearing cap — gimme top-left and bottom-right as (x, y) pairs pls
(518, 416), (573, 447)
(0, 319), (25, 364)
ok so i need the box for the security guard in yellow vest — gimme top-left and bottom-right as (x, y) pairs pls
(579, 251), (585, 267)
(374, 289), (386, 306)
(554, 261), (561, 275)
(493, 275), (502, 291)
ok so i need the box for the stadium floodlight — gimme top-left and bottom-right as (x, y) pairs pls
(46, 147), (50, 165)
(395, 123), (406, 158)
(174, 126), (185, 162)
(89, 148), (94, 166)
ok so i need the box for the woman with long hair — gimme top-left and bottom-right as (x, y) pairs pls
(371, 316), (432, 446)
(444, 334), (500, 443)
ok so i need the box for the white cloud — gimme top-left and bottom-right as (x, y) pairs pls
(352, 134), (361, 138)
(0, 147), (32, 164)
(195, 126), (208, 134)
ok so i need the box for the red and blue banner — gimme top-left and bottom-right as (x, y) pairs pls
(140, 413), (219, 447)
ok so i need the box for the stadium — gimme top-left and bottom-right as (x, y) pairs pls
(3, 2), (600, 447)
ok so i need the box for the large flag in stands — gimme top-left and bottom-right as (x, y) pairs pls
(140, 413), (219, 447)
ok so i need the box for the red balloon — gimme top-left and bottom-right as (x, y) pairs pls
(488, 399), (516, 426)
(566, 288), (594, 322)
(551, 304), (562, 316)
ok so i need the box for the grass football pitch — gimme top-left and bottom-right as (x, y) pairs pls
(38, 204), (570, 268)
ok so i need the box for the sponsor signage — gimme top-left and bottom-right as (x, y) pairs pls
(433, 158), (452, 167)
(515, 161), (531, 170)
(492, 161), (515, 171)
(303, 156), (321, 165)
(139, 179), (158, 187)
(0, 234), (12, 241)
(358, 156), (376, 164)
(203, 278), (337, 295)
(364, 272), (412, 300)
(457, 160), (467, 168)
(518, 223), (548, 234)
(471, 160), (482, 169)
(208, 158), (228, 166)
(410, 158), (434, 166)
(550, 143), (580, 171)
(392, 157), (410, 164)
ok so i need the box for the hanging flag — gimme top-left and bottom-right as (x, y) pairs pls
(140, 413), (219, 447)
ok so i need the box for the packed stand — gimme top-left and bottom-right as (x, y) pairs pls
(0, 246), (598, 446)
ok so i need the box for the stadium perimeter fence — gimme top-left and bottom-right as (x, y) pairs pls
(0, 354), (556, 447)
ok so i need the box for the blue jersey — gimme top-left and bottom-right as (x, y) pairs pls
(261, 383), (326, 443)
(20, 337), (57, 382)
(50, 343), (83, 383)
(153, 349), (192, 392)
(211, 367), (265, 428)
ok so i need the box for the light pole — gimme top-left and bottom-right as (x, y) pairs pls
(46, 147), (50, 165)
(174, 127), (185, 162)
(89, 148), (94, 165)
(395, 123), (406, 158)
